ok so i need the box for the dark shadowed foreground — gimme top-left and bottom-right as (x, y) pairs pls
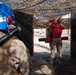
(30, 52), (76, 75)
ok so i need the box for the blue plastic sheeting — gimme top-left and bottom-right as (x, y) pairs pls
(0, 2), (15, 20)
(0, 2), (15, 32)
(0, 12), (8, 32)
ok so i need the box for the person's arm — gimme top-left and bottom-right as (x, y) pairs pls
(60, 24), (64, 29)
(46, 23), (53, 38)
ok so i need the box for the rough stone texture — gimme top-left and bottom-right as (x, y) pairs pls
(41, 65), (52, 74)
(0, 37), (19, 75)
(0, 32), (29, 75)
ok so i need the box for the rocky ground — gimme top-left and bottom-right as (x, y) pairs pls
(30, 29), (76, 75)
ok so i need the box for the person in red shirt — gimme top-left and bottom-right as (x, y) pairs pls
(49, 17), (64, 64)
(46, 17), (56, 37)
(46, 17), (57, 47)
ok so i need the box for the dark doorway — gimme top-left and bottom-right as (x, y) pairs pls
(14, 10), (33, 56)
(71, 13), (76, 59)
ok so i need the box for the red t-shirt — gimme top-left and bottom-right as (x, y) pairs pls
(50, 23), (64, 38)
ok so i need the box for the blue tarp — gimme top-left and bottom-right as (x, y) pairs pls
(0, 2), (15, 32)
(0, 2), (15, 20)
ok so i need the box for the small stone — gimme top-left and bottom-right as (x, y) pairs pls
(41, 65), (52, 74)
(35, 70), (42, 74)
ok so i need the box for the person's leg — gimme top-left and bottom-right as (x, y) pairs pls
(57, 38), (62, 62)
(57, 45), (62, 58)
(51, 45), (56, 59)
(50, 38), (56, 64)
